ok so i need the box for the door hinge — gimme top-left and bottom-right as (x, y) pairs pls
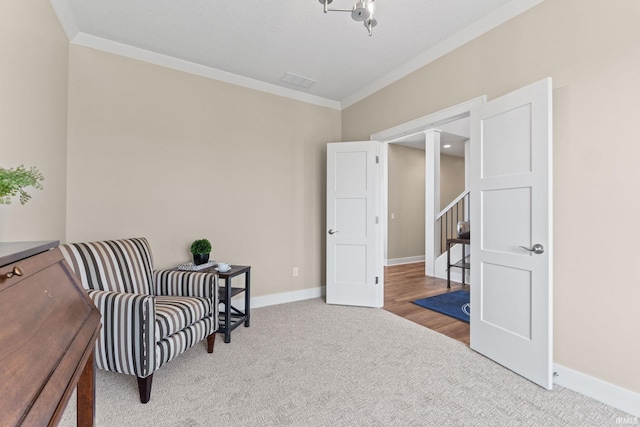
(375, 216), (379, 224)
(375, 276), (379, 284)
(376, 155), (379, 164)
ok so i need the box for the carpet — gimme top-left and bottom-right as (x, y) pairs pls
(413, 290), (470, 323)
(58, 298), (630, 426)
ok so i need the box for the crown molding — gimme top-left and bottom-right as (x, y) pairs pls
(340, 0), (545, 109)
(69, 33), (341, 110)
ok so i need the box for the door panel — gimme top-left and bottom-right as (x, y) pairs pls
(326, 141), (382, 308)
(482, 104), (532, 177)
(335, 245), (367, 283)
(335, 151), (369, 190)
(336, 198), (367, 236)
(482, 188), (531, 255)
(481, 263), (532, 339)
(471, 77), (553, 389)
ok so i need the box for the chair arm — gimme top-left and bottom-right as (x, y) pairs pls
(86, 289), (156, 377)
(153, 270), (218, 301)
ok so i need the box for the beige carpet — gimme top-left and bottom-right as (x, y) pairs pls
(60, 298), (628, 426)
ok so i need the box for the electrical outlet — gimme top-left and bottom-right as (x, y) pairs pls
(293, 267), (299, 277)
(391, 213), (395, 219)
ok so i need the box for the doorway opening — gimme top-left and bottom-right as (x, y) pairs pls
(372, 97), (483, 281)
(383, 124), (471, 345)
(385, 119), (469, 274)
(371, 98), (483, 344)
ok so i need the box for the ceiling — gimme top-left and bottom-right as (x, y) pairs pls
(51, 0), (541, 109)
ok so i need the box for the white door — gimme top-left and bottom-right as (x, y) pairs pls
(326, 141), (382, 307)
(470, 78), (553, 389)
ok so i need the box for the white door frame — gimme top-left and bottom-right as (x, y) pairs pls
(371, 96), (486, 269)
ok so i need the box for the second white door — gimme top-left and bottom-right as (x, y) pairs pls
(326, 141), (382, 308)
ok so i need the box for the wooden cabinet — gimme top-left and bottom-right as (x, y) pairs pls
(0, 241), (101, 427)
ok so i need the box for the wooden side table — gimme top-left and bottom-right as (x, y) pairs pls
(197, 265), (251, 343)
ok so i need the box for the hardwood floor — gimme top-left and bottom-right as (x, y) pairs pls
(383, 262), (470, 346)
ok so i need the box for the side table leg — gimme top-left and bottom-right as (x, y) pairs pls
(447, 241), (451, 289)
(462, 244), (466, 287)
(224, 276), (231, 343)
(244, 269), (251, 327)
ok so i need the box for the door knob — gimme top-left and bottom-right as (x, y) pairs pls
(519, 244), (544, 254)
(328, 229), (339, 235)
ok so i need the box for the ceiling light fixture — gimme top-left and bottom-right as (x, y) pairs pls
(319, 0), (378, 36)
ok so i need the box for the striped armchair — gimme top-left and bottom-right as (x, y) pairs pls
(60, 237), (218, 403)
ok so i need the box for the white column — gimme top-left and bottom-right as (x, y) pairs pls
(464, 139), (471, 189)
(464, 138), (471, 220)
(425, 129), (441, 277)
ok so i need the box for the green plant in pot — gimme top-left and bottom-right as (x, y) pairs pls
(190, 238), (212, 265)
(0, 165), (44, 205)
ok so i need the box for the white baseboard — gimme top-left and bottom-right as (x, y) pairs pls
(385, 256), (425, 266)
(221, 286), (325, 311)
(554, 363), (640, 418)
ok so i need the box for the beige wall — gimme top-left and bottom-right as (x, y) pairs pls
(440, 154), (465, 209)
(387, 144), (425, 260)
(66, 45), (340, 297)
(387, 150), (465, 261)
(343, 0), (640, 393)
(0, 1), (68, 241)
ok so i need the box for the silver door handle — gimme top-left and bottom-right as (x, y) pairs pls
(328, 229), (339, 235)
(519, 244), (544, 254)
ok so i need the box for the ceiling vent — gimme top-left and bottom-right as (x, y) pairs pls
(279, 73), (316, 88)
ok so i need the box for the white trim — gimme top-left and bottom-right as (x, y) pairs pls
(69, 33), (342, 111)
(225, 286), (325, 311)
(385, 256), (425, 266)
(554, 363), (640, 417)
(341, 0), (545, 108)
(371, 97), (486, 143)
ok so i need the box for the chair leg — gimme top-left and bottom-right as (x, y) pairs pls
(207, 333), (216, 353)
(137, 374), (153, 404)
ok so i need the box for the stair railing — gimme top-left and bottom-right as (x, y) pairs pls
(436, 189), (470, 255)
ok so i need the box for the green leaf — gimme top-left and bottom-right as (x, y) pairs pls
(0, 165), (45, 205)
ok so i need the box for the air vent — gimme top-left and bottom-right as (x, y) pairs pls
(279, 72), (316, 88)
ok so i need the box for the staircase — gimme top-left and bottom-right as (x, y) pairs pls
(434, 189), (470, 283)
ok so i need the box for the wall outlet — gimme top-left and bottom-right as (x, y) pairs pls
(293, 267), (299, 277)
(391, 213), (395, 219)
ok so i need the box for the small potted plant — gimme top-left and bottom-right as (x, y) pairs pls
(190, 238), (212, 265)
(0, 165), (44, 205)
